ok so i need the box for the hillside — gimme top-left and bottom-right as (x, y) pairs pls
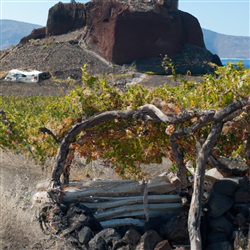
(0, 19), (42, 49)
(202, 28), (250, 59)
(1, 19), (249, 59)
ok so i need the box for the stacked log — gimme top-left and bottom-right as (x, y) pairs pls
(33, 174), (188, 249)
(33, 172), (249, 249)
(34, 174), (182, 229)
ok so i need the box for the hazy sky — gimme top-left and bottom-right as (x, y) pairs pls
(0, 0), (249, 36)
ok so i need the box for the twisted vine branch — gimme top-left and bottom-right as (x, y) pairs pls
(48, 96), (249, 250)
(51, 97), (249, 187)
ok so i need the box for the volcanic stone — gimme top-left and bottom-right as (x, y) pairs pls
(135, 230), (162, 250)
(78, 226), (93, 245)
(46, 2), (86, 37)
(213, 179), (239, 197)
(207, 192), (234, 218)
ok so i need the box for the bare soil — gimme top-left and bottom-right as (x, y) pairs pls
(0, 150), (69, 249)
(0, 150), (118, 249)
(0, 80), (77, 96)
(0, 147), (171, 250)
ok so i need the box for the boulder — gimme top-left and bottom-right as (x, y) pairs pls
(154, 240), (173, 250)
(217, 157), (249, 176)
(212, 179), (239, 197)
(122, 228), (141, 248)
(206, 231), (228, 244)
(208, 216), (234, 239)
(88, 236), (107, 250)
(88, 228), (121, 249)
(46, 1), (86, 37)
(234, 191), (250, 204)
(206, 241), (234, 250)
(65, 203), (103, 232)
(202, 177), (249, 249)
(208, 154), (249, 178)
(147, 210), (189, 242)
(206, 192), (234, 218)
(205, 168), (224, 182)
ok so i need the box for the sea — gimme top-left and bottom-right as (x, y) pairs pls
(221, 59), (250, 69)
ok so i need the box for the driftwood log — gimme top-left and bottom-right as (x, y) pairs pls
(43, 176), (181, 205)
(94, 203), (182, 221)
(35, 178), (182, 230)
(100, 218), (145, 228)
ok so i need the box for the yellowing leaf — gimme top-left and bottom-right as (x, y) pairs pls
(165, 125), (175, 135)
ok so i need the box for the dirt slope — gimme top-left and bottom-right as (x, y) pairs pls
(0, 150), (73, 249)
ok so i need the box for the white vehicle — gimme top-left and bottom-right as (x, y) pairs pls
(4, 69), (47, 83)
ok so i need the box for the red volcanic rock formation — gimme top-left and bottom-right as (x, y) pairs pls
(19, 0), (221, 74)
(179, 10), (205, 48)
(85, 0), (206, 64)
(46, 1), (86, 37)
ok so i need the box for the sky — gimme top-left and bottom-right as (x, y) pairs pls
(0, 0), (249, 37)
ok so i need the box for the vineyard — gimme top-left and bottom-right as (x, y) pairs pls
(1, 63), (249, 177)
(1, 63), (250, 249)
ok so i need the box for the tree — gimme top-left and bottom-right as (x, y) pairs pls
(46, 64), (250, 249)
(49, 93), (249, 249)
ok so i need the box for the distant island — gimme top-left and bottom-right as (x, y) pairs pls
(1, 19), (249, 60)
(202, 29), (250, 60)
(0, 20), (41, 50)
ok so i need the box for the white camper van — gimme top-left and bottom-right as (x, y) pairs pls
(4, 69), (44, 83)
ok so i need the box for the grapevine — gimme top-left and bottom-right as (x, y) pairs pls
(0, 63), (249, 180)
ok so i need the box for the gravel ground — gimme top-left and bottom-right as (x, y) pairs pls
(0, 148), (172, 249)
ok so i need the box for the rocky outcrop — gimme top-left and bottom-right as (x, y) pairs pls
(1, 30), (120, 80)
(14, 0), (222, 76)
(46, 1), (86, 37)
(135, 44), (223, 75)
(20, 27), (46, 44)
(84, 0), (206, 64)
